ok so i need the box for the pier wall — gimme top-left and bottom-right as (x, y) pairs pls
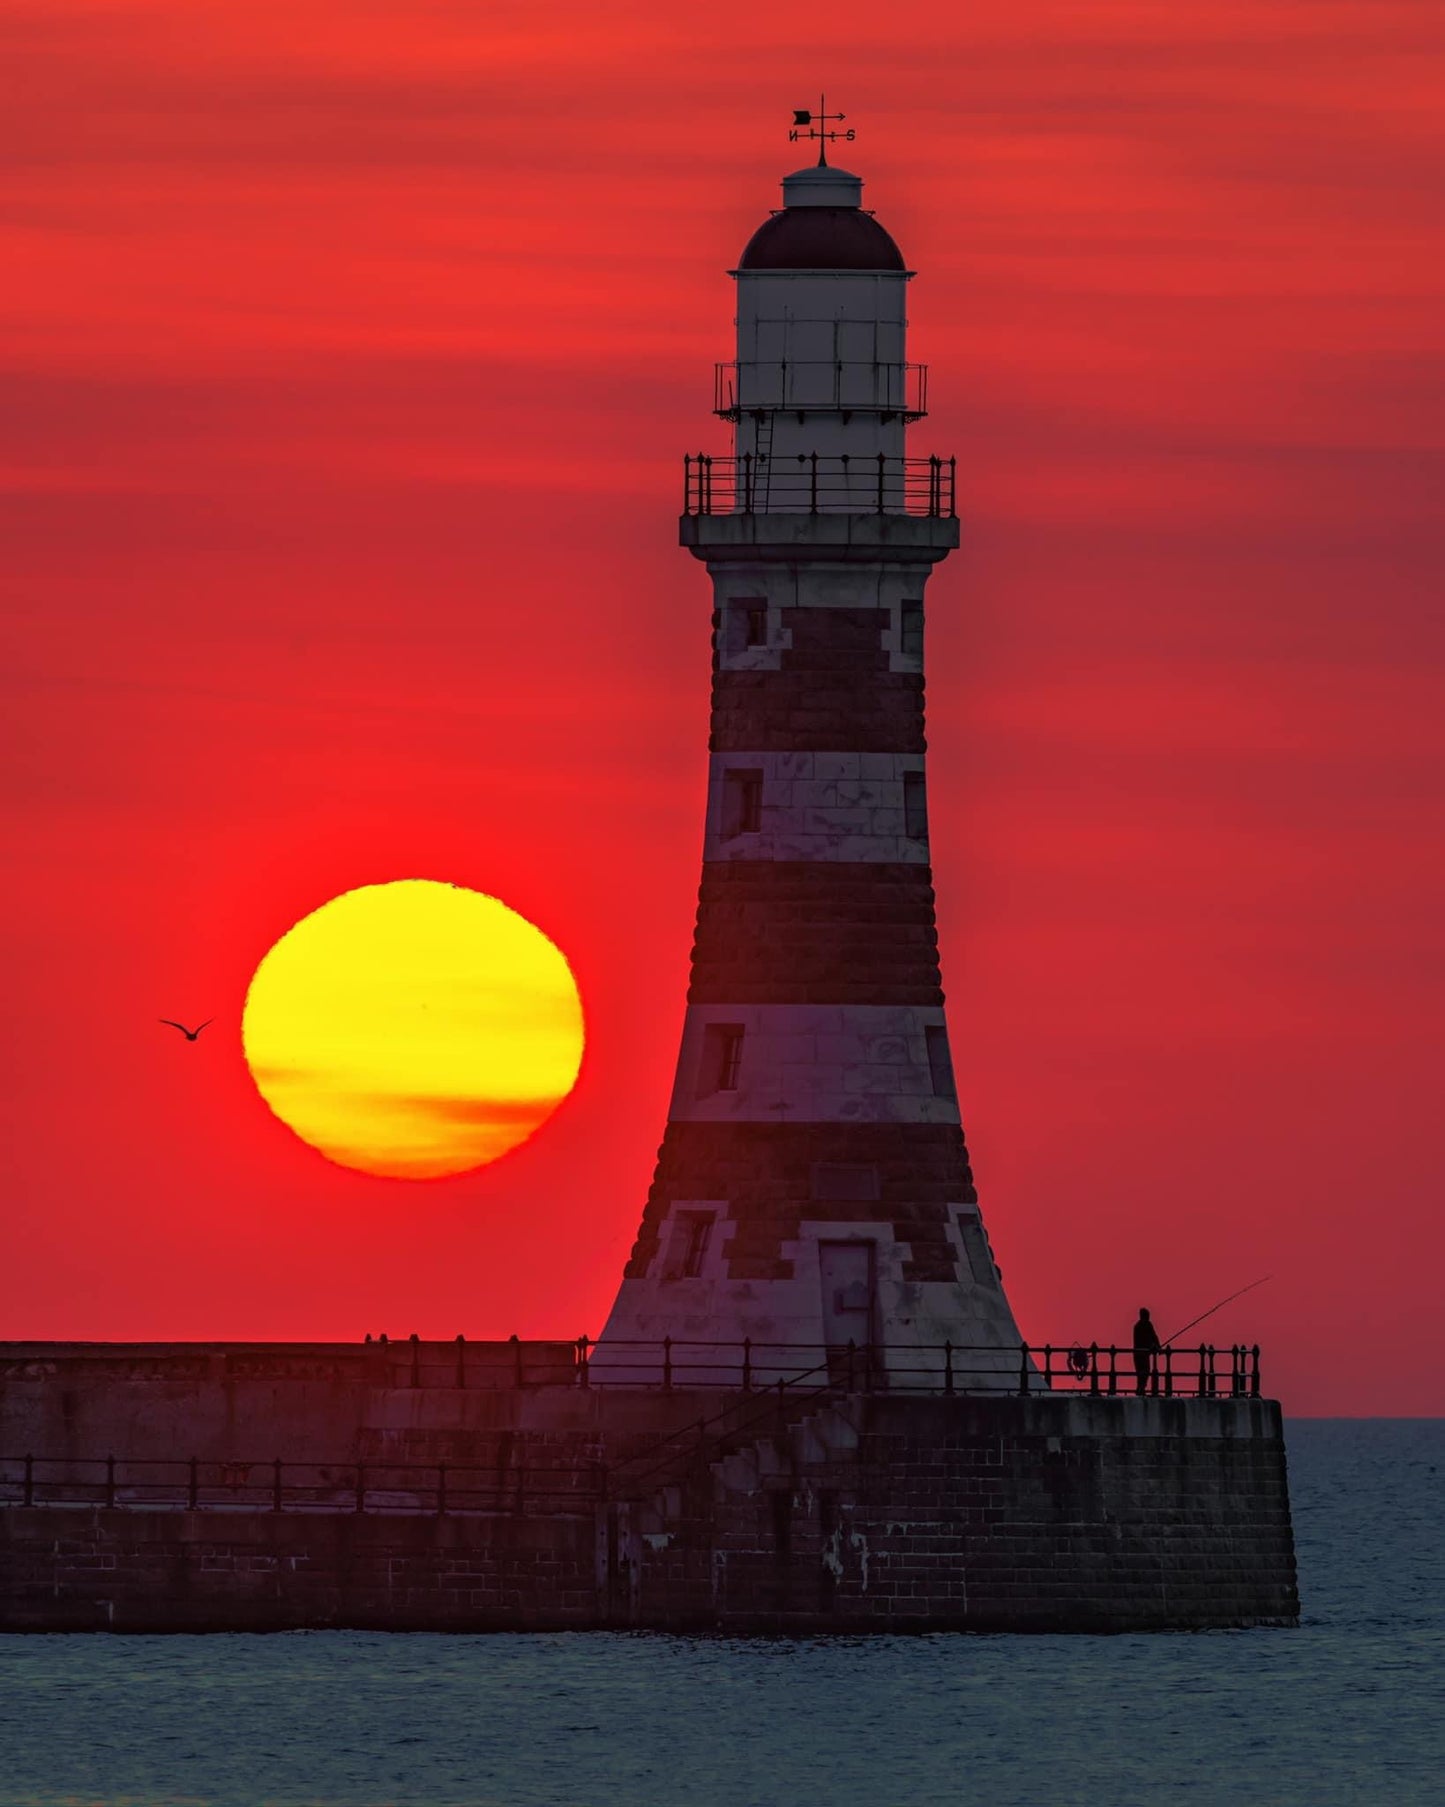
(0, 1346), (1297, 1633)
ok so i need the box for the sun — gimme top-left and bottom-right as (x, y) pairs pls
(242, 881), (584, 1180)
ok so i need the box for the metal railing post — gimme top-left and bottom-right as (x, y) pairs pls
(1043, 1343), (1054, 1391)
(410, 1331), (421, 1388)
(948, 456), (957, 518)
(1207, 1344), (1217, 1398)
(1089, 1342), (1100, 1396)
(662, 1337), (673, 1392)
(456, 1333), (466, 1389)
(742, 451), (754, 514)
(1018, 1345), (1030, 1396)
(1107, 1345), (1118, 1395)
(742, 1337), (752, 1394)
(1251, 1344), (1261, 1398)
(944, 1340), (954, 1396)
(876, 451), (886, 513)
(809, 452), (818, 513)
(577, 1334), (590, 1388)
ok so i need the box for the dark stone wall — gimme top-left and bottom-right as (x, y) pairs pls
(0, 1391), (1298, 1635)
(648, 1395), (1300, 1633)
(0, 1507), (600, 1633)
(624, 1121), (974, 1281)
(709, 604), (925, 753)
(686, 862), (944, 1006)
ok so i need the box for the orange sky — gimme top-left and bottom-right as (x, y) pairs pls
(3, 1), (1443, 1411)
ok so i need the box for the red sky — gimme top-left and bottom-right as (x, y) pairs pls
(3, 1), (1442, 1413)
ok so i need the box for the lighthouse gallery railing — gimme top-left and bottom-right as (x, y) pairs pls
(683, 452), (956, 517)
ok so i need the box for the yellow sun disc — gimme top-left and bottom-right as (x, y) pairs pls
(242, 881), (584, 1180)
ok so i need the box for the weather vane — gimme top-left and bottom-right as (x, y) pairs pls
(790, 95), (855, 166)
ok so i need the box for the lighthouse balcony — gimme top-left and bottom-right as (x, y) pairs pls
(683, 451), (955, 519)
(714, 360), (928, 421)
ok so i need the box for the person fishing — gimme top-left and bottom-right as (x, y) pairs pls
(1132, 1307), (1161, 1396)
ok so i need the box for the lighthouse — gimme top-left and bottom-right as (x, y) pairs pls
(599, 122), (1026, 1389)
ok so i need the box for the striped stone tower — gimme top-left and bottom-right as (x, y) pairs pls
(598, 144), (1025, 1389)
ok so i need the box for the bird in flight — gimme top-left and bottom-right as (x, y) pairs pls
(160, 1018), (213, 1042)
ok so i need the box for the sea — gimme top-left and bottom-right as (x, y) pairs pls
(0, 1419), (1440, 1807)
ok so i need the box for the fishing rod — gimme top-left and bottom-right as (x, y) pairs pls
(1165, 1275), (1272, 1345)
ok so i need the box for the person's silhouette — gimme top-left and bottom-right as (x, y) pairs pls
(1132, 1307), (1161, 1396)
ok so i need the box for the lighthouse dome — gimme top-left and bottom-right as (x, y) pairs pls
(737, 164), (907, 272)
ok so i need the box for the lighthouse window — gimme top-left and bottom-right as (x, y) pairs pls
(674, 1210), (716, 1279)
(722, 768), (763, 837)
(698, 1022), (746, 1095)
(727, 598), (768, 655)
(901, 603), (924, 658)
(810, 1163), (880, 1202)
(903, 771), (928, 839)
(925, 1026), (955, 1098)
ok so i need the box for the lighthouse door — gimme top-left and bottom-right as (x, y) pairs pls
(819, 1241), (877, 1385)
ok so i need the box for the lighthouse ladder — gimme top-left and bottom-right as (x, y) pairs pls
(751, 407), (775, 511)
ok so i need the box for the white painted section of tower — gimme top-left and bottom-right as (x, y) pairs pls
(669, 1003), (959, 1125)
(597, 1205), (1021, 1390)
(704, 752), (930, 865)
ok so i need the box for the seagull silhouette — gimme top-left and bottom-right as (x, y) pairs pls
(160, 1018), (213, 1042)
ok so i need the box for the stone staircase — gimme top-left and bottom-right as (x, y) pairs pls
(603, 1393), (867, 1629)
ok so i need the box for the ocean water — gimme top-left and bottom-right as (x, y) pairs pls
(0, 1419), (1440, 1807)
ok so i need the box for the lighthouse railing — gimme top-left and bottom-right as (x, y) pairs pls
(683, 452), (956, 518)
(713, 360), (929, 420)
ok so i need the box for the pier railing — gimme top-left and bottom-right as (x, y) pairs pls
(0, 1335), (1263, 1397)
(0, 1454), (601, 1516)
(682, 452), (956, 517)
(576, 1338), (1263, 1400)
